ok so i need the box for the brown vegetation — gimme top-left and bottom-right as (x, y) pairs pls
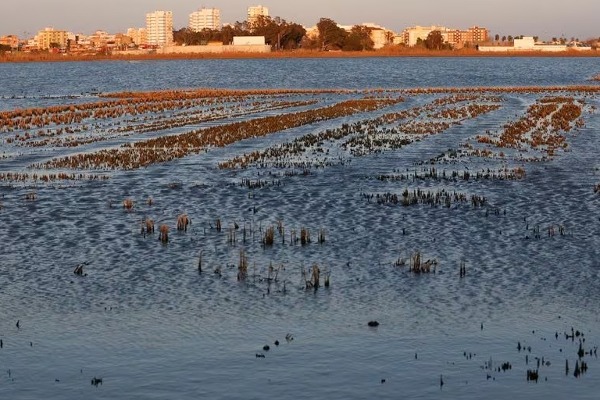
(37, 97), (400, 170)
(2, 48), (599, 65)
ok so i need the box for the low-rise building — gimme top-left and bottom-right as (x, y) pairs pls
(36, 27), (68, 50)
(0, 35), (20, 49)
(479, 36), (593, 52)
(155, 36), (271, 54)
(399, 25), (489, 48)
(126, 28), (148, 46)
(232, 36), (266, 46)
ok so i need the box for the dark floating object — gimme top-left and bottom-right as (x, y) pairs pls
(91, 377), (103, 386)
(285, 333), (294, 342)
(255, 353), (265, 358)
(74, 262), (88, 276)
(381, 379), (386, 384)
(440, 374), (444, 387)
(263, 345), (270, 351)
(368, 321), (379, 327)
(16, 320), (20, 329)
(274, 340), (279, 346)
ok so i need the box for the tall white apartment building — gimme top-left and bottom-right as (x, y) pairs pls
(189, 8), (221, 31)
(146, 10), (173, 46)
(247, 5), (269, 26)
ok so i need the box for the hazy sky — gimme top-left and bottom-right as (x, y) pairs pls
(2, 0), (599, 40)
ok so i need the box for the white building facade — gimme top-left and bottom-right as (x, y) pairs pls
(247, 5), (269, 26)
(146, 10), (173, 46)
(189, 8), (221, 32)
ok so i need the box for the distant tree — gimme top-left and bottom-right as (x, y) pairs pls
(502, 36), (507, 42)
(494, 34), (500, 42)
(317, 18), (347, 50)
(507, 35), (513, 42)
(385, 31), (395, 45)
(533, 36), (539, 42)
(0, 44), (11, 53)
(300, 35), (319, 50)
(424, 30), (444, 50)
(49, 42), (61, 49)
(251, 15), (280, 46)
(343, 25), (374, 51)
(250, 15), (305, 49)
(220, 23), (250, 45)
(280, 22), (306, 49)
(551, 37), (558, 43)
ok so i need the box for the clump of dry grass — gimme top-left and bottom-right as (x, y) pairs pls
(263, 226), (275, 246)
(318, 229), (326, 244)
(409, 251), (438, 274)
(123, 198), (134, 210)
(143, 218), (154, 235)
(300, 228), (311, 245)
(303, 264), (321, 289)
(159, 224), (169, 243)
(177, 214), (190, 231)
(238, 250), (248, 281)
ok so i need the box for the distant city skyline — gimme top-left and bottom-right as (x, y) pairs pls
(2, 0), (599, 40)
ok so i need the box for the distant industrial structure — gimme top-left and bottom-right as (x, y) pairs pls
(189, 8), (221, 32)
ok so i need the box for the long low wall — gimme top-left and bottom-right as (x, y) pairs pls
(157, 45), (271, 54)
(479, 45), (592, 53)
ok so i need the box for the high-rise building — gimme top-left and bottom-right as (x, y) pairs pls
(189, 8), (221, 32)
(146, 10), (173, 46)
(247, 5), (269, 26)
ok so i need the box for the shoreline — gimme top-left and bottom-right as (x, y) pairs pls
(1, 48), (599, 63)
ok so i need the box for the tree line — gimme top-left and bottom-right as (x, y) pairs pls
(174, 16), (389, 51)
(174, 15), (306, 49)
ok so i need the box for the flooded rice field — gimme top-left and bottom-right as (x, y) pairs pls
(1, 58), (600, 399)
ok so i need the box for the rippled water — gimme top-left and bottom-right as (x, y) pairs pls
(1, 58), (600, 399)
